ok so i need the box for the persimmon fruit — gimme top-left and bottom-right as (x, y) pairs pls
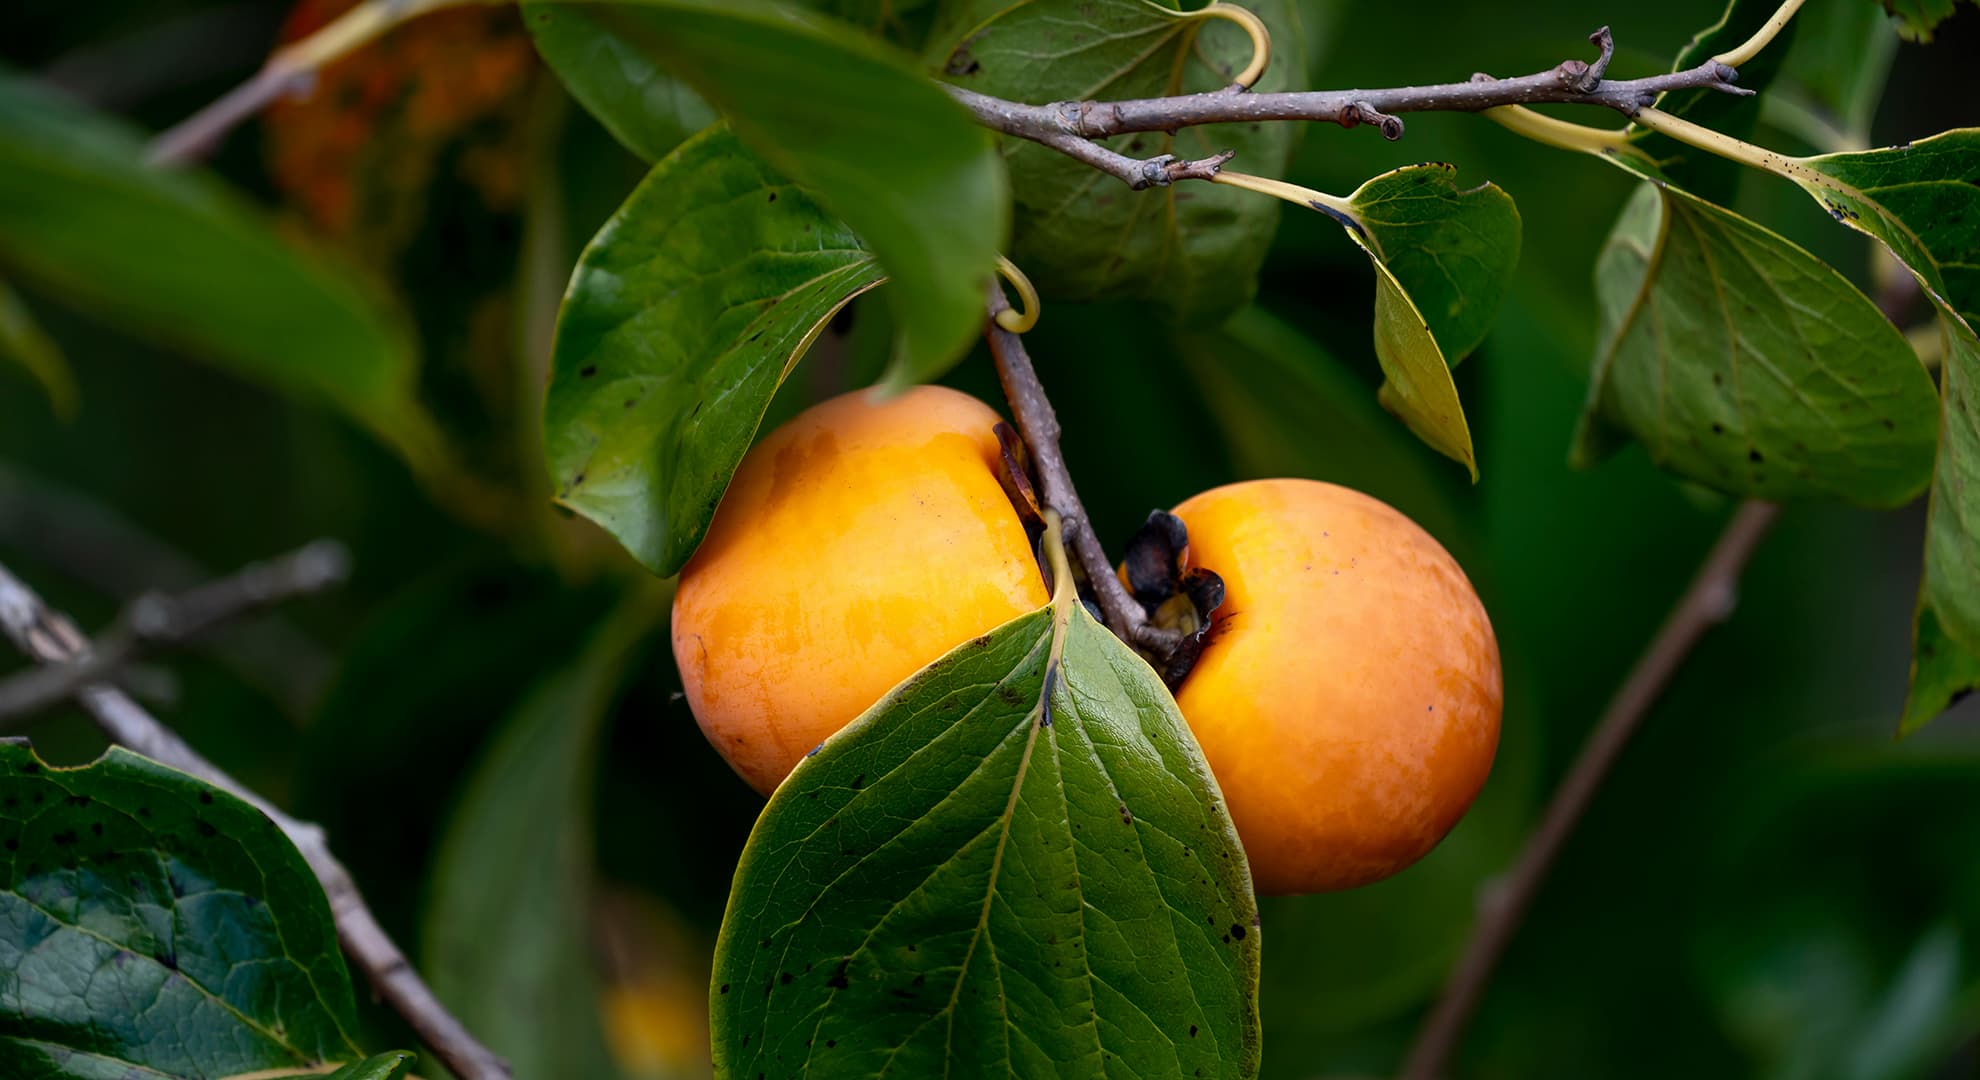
(674, 391), (1498, 894)
(671, 385), (1048, 795)
(1159, 478), (1502, 894)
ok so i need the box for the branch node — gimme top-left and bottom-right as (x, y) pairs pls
(1050, 100), (1086, 136)
(1556, 26), (1613, 93)
(1342, 100), (1404, 140)
(1584, 25), (1615, 87)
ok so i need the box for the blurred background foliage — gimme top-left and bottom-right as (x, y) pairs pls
(4, 0), (1980, 1076)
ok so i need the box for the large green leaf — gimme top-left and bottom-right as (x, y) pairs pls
(544, 126), (886, 576)
(0, 279), (75, 418)
(0, 74), (436, 463)
(712, 589), (1260, 1078)
(326, 1051), (417, 1080)
(1902, 318), (1980, 733)
(0, 740), (372, 1078)
(424, 591), (665, 1080)
(1783, 133), (1980, 731)
(926, 0), (1302, 322)
(1572, 178), (1937, 505)
(1342, 163), (1521, 367)
(525, 0), (1005, 388)
(524, 3), (715, 162)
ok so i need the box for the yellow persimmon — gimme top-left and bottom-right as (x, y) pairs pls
(671, 386), (1048, 795)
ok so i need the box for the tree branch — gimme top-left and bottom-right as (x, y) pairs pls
(0, 540), (348, 725)
(1396, 500), (1779, 1080)
(1398, 270), (1921, 1080)
(0, 557), (513, 1080)
(983, 287), (1179, 653)
(0, 465), (335, 716)
(146, 0), (495, 167)
(948, 27), (1749, 187)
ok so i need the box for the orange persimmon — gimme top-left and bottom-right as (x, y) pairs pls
(1164, 479), (1501, 894)
(671, 386), (1048, 795)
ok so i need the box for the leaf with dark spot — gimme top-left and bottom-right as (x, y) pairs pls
(544, 127), (886, 575)
(714, 600), (1258, 1077)
(1572, 173), (1936, 505)
(0, 741), (389, 1077)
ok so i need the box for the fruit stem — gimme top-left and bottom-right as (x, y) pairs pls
(984, 287), (1183, 655)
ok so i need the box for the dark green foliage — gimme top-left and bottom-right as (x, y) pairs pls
(0, 741), (388, 1078)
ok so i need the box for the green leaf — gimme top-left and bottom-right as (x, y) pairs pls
(1572, 177), (1938, 504)
(926, 0), (1302, 322)
(1902, 318), (1980, 733)
(1277, 166), (1494, 479)
(0, 280), (76, 418)
(424, 591), (665, 1080)
(712, 596), (1260, 1079)
(325, 1050), (417, 1080)
(524, 3), (715, 162)
(544, 126), (886, 576)
(0, 74), (437, 464)
(527, 0), (1006, 388)
(0, 740), (369, 1078)
(1782, 133), (1980, 732)
(1363, 254), (1478, 480)
(1902, 604), (1980, 736)
(1344, 162), (1521, 366)
(1796, 130), (1980, 327)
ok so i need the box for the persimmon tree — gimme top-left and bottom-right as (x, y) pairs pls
(0, 0), (1974, 1078)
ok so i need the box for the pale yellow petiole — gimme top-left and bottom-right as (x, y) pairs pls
(994, 255), (1041, 334)
(1211, 170), (1353, 217)
(1713, 0), (1809, 68)
(1484, 105), (1631, 155)
(1629, 106), (1829, 185)
(1193, 2), (1274, 90)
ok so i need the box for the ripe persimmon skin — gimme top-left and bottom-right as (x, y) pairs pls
(1167, 479), (1501, 894)
(671, 386), (1049, 796)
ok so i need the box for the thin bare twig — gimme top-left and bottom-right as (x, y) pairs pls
(0, 466), (335, 715)
(948, 27), (1748, 185)
(0, 558), (512, 1080)
(0, 540), (348, 725)
(983, 287), (1180, 653)
(1397, 501), (1780, 1080)
(146, 0), (496, 167)
(1400, 271), (1924, 1080)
